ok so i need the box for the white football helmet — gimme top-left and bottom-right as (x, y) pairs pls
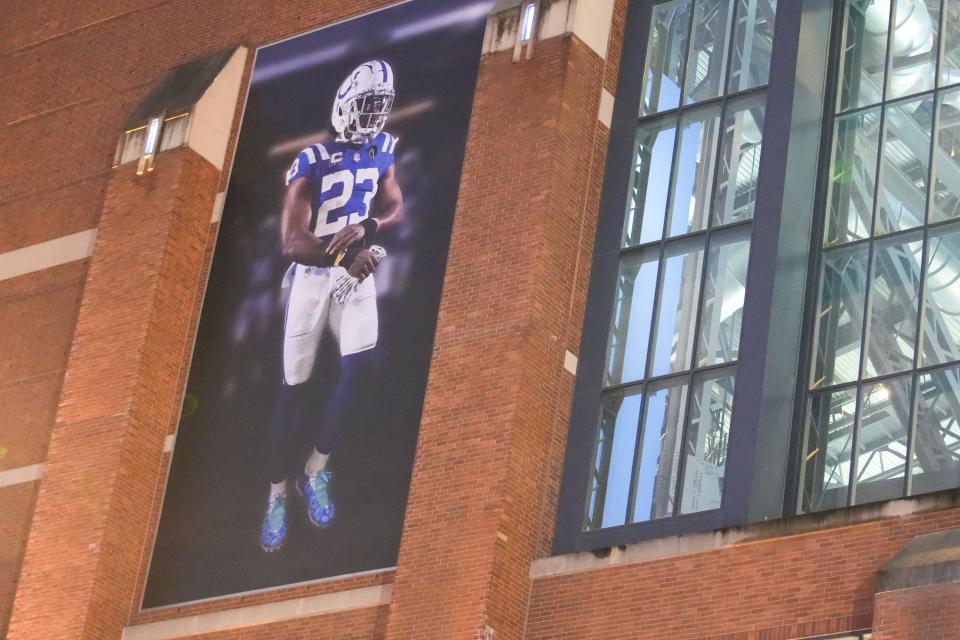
(332, 60), (396, 145)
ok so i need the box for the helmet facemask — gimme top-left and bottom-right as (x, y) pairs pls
(342, 90), (395, 144)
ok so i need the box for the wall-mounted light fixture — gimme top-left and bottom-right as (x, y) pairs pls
(513, 1), (538, 62)
(520, 2), (536, 42)
(136, 114), (164, 175)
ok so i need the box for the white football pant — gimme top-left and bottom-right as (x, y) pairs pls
(282, 264), (378, 385)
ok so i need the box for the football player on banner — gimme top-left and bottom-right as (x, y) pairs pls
(260, 60), (404, 552)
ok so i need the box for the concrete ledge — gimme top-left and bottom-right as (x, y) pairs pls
(0, 229), (96, 282)
(877, 527), (960, 592)
(121, 584), (391, 640)
(532, 490), (960, 579)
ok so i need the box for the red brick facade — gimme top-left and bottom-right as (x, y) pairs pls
(1, 1), (959, 639)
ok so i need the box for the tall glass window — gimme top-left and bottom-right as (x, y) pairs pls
(801, 0), (960, 513)
(584, 0), (776, 531)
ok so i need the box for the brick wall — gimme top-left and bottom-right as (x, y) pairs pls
(4, 1), (960, 639)
(6, 148), (219, 640)
(526, 504), (960, 640)
(0, 483), (38, 636)
(183, 605), (390, 640)
(381, 32), (608, 640)
(0, 233), (88, 638)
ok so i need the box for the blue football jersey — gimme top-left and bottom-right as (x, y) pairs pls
(285, 131), (399, 240)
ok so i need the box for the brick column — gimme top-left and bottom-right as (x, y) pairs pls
(874, 583), (960, 640)
(383, 36), (607, 640)
(872, 527), (960, 640)
(7, 148), (218, 640)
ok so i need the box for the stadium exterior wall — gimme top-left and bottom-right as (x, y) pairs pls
(1, 1), (959, 639)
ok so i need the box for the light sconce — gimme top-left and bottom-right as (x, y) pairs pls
(137, 114), (165, 175)
(513, 1), (538, 62)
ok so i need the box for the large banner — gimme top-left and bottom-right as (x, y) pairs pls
(144, 0), (491, 607)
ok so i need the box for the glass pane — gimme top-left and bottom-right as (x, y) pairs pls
(912, 364), (960, 494)
(931, 89), (960, 223)
(887, 0), (939, 100)
(921, 223), (960, 366)
(680, 370), (734, 514)
(160, 115), (189, 151)
(728, 0), (777, 93)
(801, 386), (858, 512)
(712, 96), (766, 226)
(944, 0), (960, 87)
(876, 97), (933, 235)
(854, 376), (911, 504)
(624, 121), (678, 247)
(584, 389), (644, 530)
(697, 226), (751, 366)
(864, 233), (923, 378)
(604, 249), (660, 387)
(651, 238), (706, 376)
(837, 0), (889, 112)
(632, 379), (689, 522)
(685, 0), (735, 104)
(642, 0), (693, 116)
(826, 108), (882, 246)
(812, 244), (870, 388)
(668, 105), (722, 237)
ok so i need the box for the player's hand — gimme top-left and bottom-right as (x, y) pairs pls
(347, 247), (382, 281)
(326, 224), (365, 256)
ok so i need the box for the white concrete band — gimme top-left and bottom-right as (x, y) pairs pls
(0, 463), (44, 488)
(121, 584), (392, 640)
(210, 191), (226, 223)
(598, 89), (615, 129)
(0, 229), (97, 282)
(564, 350), (578, 376)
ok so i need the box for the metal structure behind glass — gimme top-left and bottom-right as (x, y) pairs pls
(801, 0), (960, 513)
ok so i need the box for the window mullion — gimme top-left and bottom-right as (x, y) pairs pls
(721, 0), (822, 524)
(906, 81), (944, 494)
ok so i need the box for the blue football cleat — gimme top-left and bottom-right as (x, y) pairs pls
(260, 494), (287, 552)
(298, 471), (335, 528)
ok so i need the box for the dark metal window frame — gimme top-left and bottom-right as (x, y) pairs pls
(554, 0), (836, 554)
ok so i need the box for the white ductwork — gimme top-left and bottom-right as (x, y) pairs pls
(859, 0), (944, 103)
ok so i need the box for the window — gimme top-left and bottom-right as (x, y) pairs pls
(582, 0), (776, 533)
(114, 112), (191, 167)
(557, 0), (959, 554)
(800, 0), (960, 513)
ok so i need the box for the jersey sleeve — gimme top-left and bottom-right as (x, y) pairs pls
(285, 145), (329, 186)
